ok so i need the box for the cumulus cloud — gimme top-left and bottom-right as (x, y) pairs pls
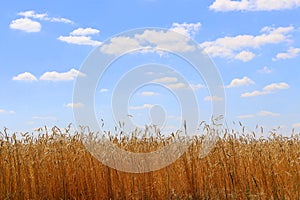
(200, 26), (294, 61)
(12, 72), (38, 81)
(70, 28), (100, 36)
(258, 110), (280, 117)
(100, 26), (198, 55)
(170, 22), (201, 37)
(274, 47), (300, 60)
(129, 104), (154, 110)
(100, 36), (141, 54)
(9, 18), (41, 32)
(227, 76), (255, 88)
(65, 102), (84, 108)
(40, 68), (85, 81)
(204, 96), (223, 101)
(241, 82), (289, 97)
(209, 0), (300, 11)
(235, 51), (255, 62)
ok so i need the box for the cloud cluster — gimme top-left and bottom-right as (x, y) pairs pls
(12, 68), (85, 81)
(9, 10), (73, 32)
(100, 22), (201, 54)
(241, 82), (289, 97)
(0, 109), (15, 114)
(199, 26), (294, 61)
(210, 0), (300, 11)
(237, 110), (280, 119)
(58, 27), (101, 46)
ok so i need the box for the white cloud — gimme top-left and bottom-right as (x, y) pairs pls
(204, 96), (223, 101)
(58, 35), (101, 46)
(100, 88), (109, 93)
(235, 51), (255, 62)
(0, 109), (15, 114)
(241, 90), (267, 97)
(263, 82), (290, 92)
(100, 36), (142, 54)
(209, 0), (300, 11)
(166, 82), (186, 89)
(170, 22), (201, 37)
(140, 91), (158, 96)
(257, 66), (272, 74)
(153, 76), (178, 83)
(292, 123), (300, 128)
(241, 82), (289, 97)
(18, 10), (73, 24)
(258, 110), (280, 117)
(200, 26), (294, 60)
(12, 72), (38, 81)
(101, 28), (196, 55)
(9, 18), (41, 32)
(40, 68), (85, 81)
(227, 76), (255, 88)
(65, 102), (84, 108)
(189, 83), (205, 90)
(70, 28), (100, 36)
(129, 104), (154, 110)
(237, 114), (255, 119)
(32, 116), (57, 121)
(274, 47), (300, 60)
(135, 29), (195, 52)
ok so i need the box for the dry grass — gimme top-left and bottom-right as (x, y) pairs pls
(0, 124), (299, 199)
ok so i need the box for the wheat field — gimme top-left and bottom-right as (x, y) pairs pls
(0, 125), (299, 199)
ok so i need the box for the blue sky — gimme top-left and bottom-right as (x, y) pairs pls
(1, 0), (300, 134)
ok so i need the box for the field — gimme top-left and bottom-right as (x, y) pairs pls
(0, 125), (299, 199)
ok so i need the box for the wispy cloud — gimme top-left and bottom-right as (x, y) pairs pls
(65, 102), (84, 108)
(237, 114), (255, 119)
(227, 76), (255, 88)
(210, 0), (300, 11)
(273, 47), (300, 60)
(140, 91), (159, 96)
(0, 109), (15, 114)
(258, 110), (280, 117)
(204, 96), (223, 101)
(153, 77), (178, 83)
(129, 104), (154, 110)
(257, 66), (272, 74)
(18, 10), (73, 24)
(58, 35), (101, 46)
(40, 69), (85, 81)
(241, 82), (289, 97)
(100, 88), (109, 93)
(12, 72), (38, 81)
